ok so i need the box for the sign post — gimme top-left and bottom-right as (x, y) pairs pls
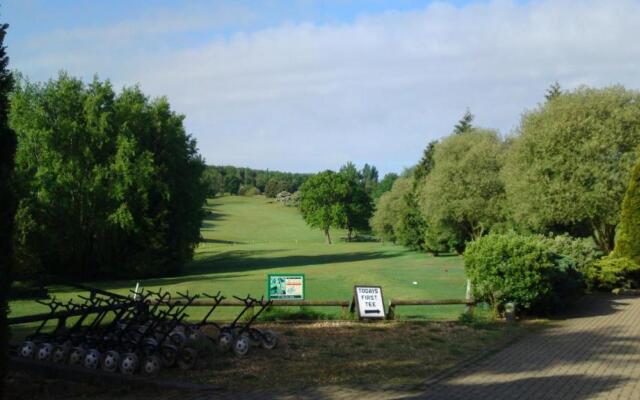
(352, 285), (386, 320)
(267, 274), (305, 301)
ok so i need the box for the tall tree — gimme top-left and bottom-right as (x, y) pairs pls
(339, 163), (373, 240)
(612, 154), (640, 264)
(360, 163), (379, 195)
(372, 172), (398, 200)
(545, 81), (562, 101)
(504, 86), (640, 253)
(0, 22), (14, 394)
(453, 108), (474, 135)
(11, 73), (206, 279)
(413, 140), (438, 183)
(299, 171), (349, 244)
(420, 129), (505, 253)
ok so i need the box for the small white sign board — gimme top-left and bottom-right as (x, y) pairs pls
(353, 286), (386, 319)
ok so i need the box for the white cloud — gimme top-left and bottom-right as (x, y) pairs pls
(10, 0), (640, 174)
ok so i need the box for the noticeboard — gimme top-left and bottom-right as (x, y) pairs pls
(267, 274), (305, 301)
(353, 285), (386, 319)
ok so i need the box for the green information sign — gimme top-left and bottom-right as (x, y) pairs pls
(267, 274), (305, 300)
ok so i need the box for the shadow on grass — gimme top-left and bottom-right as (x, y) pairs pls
(191, 249), (402, 275)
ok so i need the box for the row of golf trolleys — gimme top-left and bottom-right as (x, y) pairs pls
(15, 287), (278, 375)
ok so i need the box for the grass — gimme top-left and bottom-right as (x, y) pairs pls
(9, 195), (468, 328)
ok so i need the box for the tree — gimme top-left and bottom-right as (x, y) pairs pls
(413, 140), (437, 182)
(11, 73), (207, 279)
(373, 172), (398, 200)
(299, 171), (349, 244)
(224, 175), (241, 195)
(453, 108), (474, 135)
(370, 177), (412, 242)
(202, 167), (224, 197)
(503, 86), (640, 253)
(395, 190), (426, 250)
(264, 178), (289, 198)
(545, 81), (562, 101)
(339, 163), (373, 240)
(612, 154), (640, 264)
(0, 22), (14, 394)
(420, 129), (505, 253)
(360, 163), (379, 195)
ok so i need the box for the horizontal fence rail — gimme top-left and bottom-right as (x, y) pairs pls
(387, 298), (476, 320)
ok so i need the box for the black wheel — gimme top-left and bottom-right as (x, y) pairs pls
(218, 331), (234, 352)
(120, 353), (139, 375)
(233, 335), (250, 357)
(19, 341), (36, 359)
(36, 343), (54, 362)
(261, 330), (278, 350)
(101, 350), (121, 373)
(177, 347), (198, 370)
(160, 344), (178, 367)
(142, 355), (161, 374)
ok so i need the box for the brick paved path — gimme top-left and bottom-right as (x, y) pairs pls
(191, 294), (640, 400)
(419, 294), (640, 400)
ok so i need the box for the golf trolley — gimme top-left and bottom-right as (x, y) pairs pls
(217, 295), (278, 356)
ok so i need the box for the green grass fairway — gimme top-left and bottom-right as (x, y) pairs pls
(10, 195), (468, 324)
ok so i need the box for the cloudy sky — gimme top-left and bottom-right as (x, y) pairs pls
(4, 0), (640, 174)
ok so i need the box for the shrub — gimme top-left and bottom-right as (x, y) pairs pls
(238, 185), (260, 196)
(584, 256), (640, 290)
(465, 233), (579, 314)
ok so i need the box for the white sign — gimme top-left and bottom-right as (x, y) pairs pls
(354, 286), (386, 319)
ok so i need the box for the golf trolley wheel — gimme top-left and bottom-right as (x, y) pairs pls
(19, 341), (36, 359)
(188, 331), (202, 341)
(142, 355), (162, 375)
(218, 331), (234, 352)
(160, 344), (178, 367)
(52, 344), (71, 363)
(260, 330), (278, 350)
(83, 349), (101, 369)
(119, 353), (139, 375)
(177, 347), (198, 370)
(36, 343), (54, 362)
(169, 331), (187, 347)
(68, 347), (86, 366)
(233, 335), (250, 357)
(101, 350), (121, 373)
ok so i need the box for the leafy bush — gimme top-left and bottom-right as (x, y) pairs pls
(584, 256), (640, 290)
(238, 185), (260, 196)
(465, 233), (580, 314)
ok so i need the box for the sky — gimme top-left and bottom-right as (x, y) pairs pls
(3, 0), (640, 175)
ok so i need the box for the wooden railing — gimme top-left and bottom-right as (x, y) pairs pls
(386, 298), (476, 320)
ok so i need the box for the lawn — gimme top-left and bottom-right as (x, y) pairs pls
(10, 195), (468, 323)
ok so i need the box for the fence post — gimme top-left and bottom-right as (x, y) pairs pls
(465, 279), (475, 316)
(387, 300), (396, 320)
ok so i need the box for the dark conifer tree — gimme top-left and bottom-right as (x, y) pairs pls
(0, 22), (15, 395)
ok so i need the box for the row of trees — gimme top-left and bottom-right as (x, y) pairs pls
(9, 73), (207, 279)
(372, 85), (640, 256)
(201, 165), (311, 198)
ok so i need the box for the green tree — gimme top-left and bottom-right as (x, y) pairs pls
(0, 22), (15, 392)
(372, 172), (398, 200)
(413, 140), (437, 182)
(339, 163), (373, 240)
(202, 167), (224, 197)
(612, 154), (640, 264)
(224, 175), (241, 195)
(396, 190), (426, 250)
(503, 86), (640, 253)
(299, 171), (349, 244)
(360, 163), (379, 195)
(11, 73), (206, 279)
(545, 81), (562, 101)
(370, 177), (412, 242)
(420, 129), (505, 253)
(453, 108), (474, 135)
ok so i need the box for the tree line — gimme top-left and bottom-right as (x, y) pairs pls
(201, 165), (311, 198)
(371, 84), (640, 257)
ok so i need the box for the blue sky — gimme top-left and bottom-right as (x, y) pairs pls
(3, 0), (639, 174)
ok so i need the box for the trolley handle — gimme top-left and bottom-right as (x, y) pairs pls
(202, 291), (224, 301)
